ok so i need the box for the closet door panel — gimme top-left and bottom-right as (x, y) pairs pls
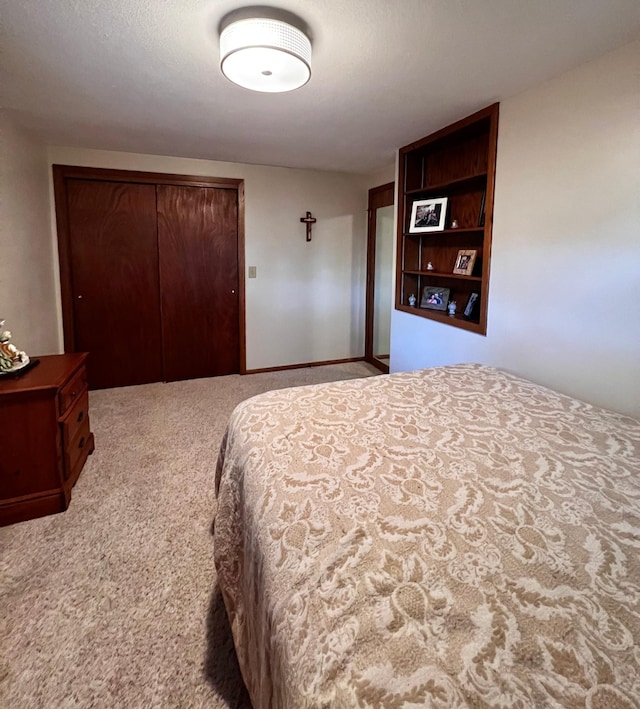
(67, 180), (163, 389)
(157, 185), (239, 381)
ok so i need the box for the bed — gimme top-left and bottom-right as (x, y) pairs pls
(213, 364), (640, 708)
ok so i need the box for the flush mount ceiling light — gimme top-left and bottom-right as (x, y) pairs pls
(220, 17), (311, 93)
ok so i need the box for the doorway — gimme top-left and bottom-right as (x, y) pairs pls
(53, 166), (246, 389)
(365, 182), (394, 373)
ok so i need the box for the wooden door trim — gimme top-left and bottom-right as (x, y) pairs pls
(52, 165), (247, 374)
(365, 182), (394, 373)
(52, 167), (76, 353)
(52, 164), (243, 190)
(237, 182), (247, 373)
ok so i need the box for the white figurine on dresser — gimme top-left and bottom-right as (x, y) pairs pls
(0, 320), (29, 374)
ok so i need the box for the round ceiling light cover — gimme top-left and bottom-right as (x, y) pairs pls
(220, 18), (311, 93)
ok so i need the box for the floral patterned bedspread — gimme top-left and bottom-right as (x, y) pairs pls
(213, 364), (640, 708)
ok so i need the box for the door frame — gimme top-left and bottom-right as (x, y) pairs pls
(365, 182), (395, 373)
(52, 165), (247, 374)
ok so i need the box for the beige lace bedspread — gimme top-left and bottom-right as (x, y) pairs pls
(214, 364), (640, 708)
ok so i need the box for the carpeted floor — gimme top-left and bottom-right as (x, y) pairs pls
(0, 361), (380, 709)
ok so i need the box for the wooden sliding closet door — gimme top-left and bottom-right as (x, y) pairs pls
(157, 185), (239, 381)
(66, 180), (163, 389)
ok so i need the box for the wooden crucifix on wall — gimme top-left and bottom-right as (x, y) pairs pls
(300, 211), (316, 242)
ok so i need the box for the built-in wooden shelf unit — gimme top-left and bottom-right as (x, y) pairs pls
(396, 103), (499, 335)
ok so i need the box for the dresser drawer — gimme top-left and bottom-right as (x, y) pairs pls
(58, 366), (88, 416)
(62, 391), (89, 446)
(63, 417), (92, 481)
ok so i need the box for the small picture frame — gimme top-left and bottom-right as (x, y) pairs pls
(409, 197), (448, 233)
(420, 286), (450, 311)
(464, 292), (479, 318)
(453, 249), (477, 276)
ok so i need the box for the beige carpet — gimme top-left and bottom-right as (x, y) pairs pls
(0, 361), (380, 709)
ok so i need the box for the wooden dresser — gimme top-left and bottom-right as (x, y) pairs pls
(0, 353), (95, 526)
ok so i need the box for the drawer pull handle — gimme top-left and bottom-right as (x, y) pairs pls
(77, 410), (84, 423)
(78, 436), (86, 449)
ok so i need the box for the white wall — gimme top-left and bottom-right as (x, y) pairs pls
(365, 164), (395, 190)
(0, 112), (58, 354)
(47, 148), (368, 370)
(391, 41), (640, 417)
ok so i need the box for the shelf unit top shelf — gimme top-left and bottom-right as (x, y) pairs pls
(404, 227), (484, 237)
(404, 171), (487, 196)
(403, 270), (482, 281)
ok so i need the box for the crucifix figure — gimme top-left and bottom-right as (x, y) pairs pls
(300, 211), (316, 242)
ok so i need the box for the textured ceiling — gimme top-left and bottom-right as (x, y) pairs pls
(1, 0), (638, 173)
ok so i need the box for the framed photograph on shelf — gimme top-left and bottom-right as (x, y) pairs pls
(464, 292), (479, 318)
(420, 286), (450, 311)
(409, 197), (448, 233)
(453, 249), (477, 276)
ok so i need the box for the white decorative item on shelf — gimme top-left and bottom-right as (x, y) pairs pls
(427, 261), (434, 270)
(451, 219), (459, 229)
(447, 301), (457, 316)
(408, 294), (416, 307)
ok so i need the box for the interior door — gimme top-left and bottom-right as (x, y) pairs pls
(157, 185), (239, 381)
(67, 179), (163, 389)
(365, 183), (395, 373)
